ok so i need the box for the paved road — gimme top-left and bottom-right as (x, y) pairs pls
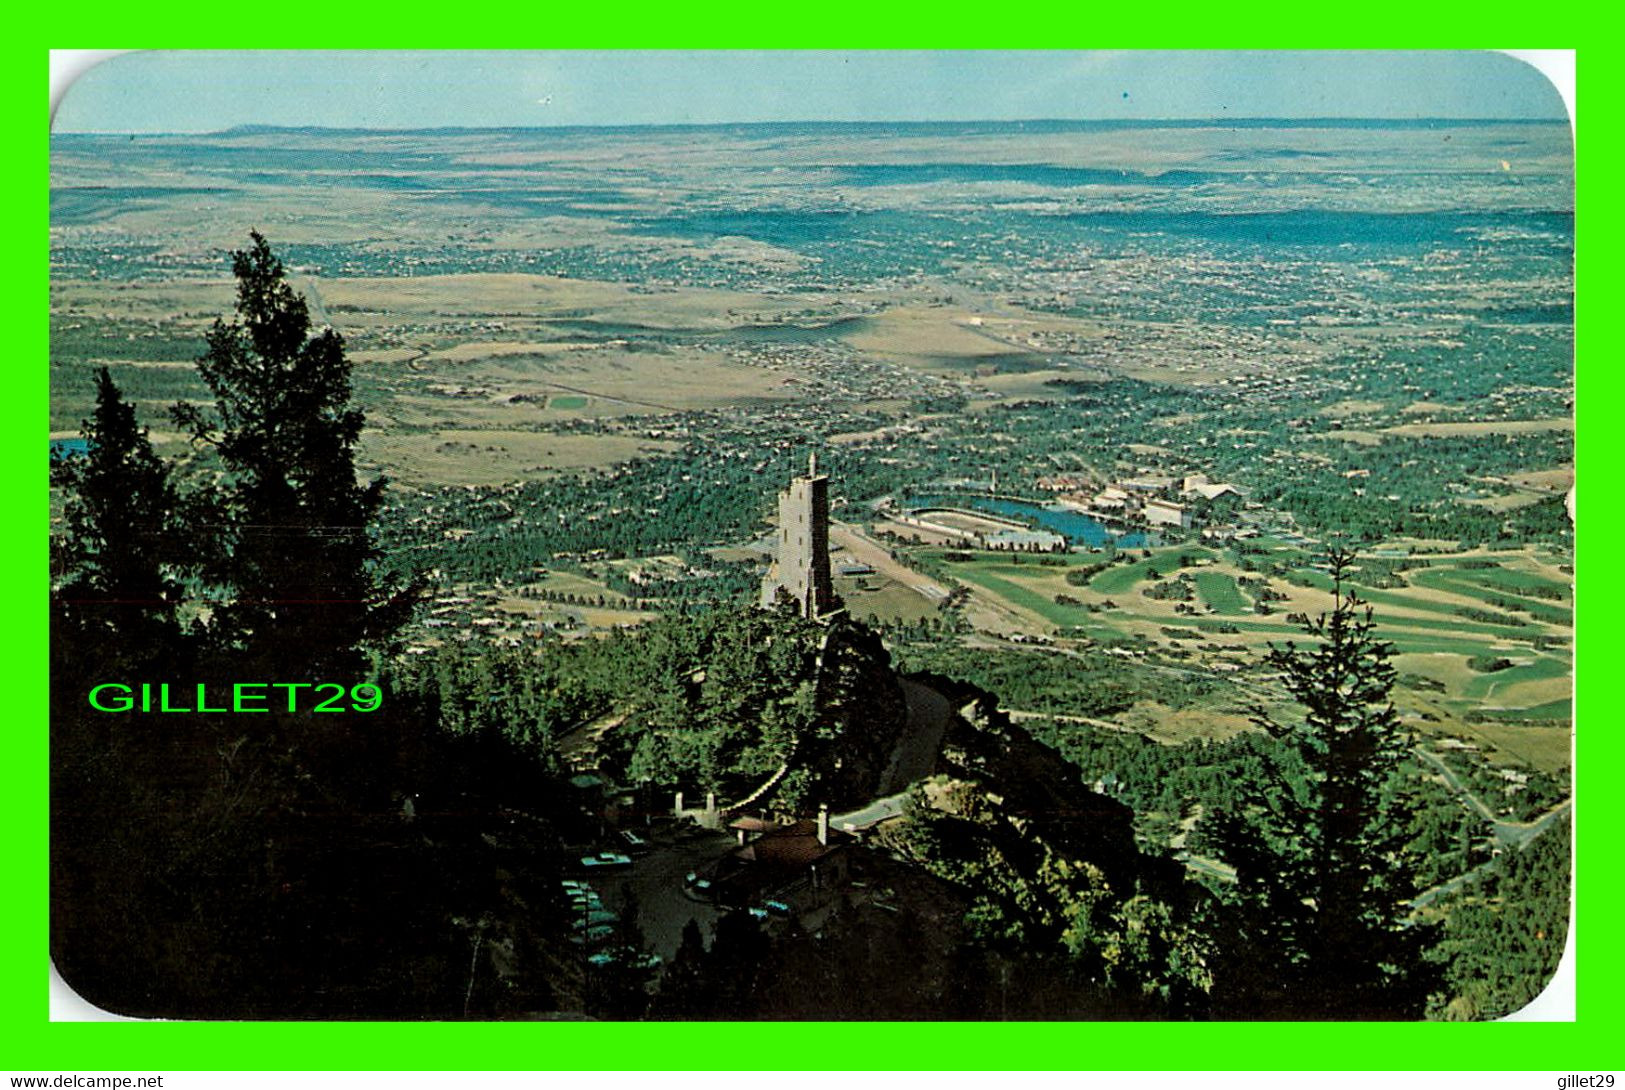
(1403, 796), (1571, 912)
(1501, 798), (1574, 848)
(1414, 747), (1573, 847)
(594, 825), (733, 961)
(880, 678), (952, 792)
(1406, 748), (1571, 911)
(832, 792), (910, 833)
(1415, 748), (1499, 823)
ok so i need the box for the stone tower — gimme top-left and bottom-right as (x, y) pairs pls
(760, 452), (836, 619)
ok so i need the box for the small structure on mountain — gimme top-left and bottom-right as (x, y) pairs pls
(703, 807), (853, 913)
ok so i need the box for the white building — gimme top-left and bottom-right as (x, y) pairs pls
(1145, 499), (1191, 529)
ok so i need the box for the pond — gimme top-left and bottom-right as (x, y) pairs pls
(907, 494), (1149, 549)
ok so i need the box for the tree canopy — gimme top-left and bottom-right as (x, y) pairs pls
(1210, 548), (1439, 1018)
(174, 231), (414, 676)
(51, 367), (198, 670)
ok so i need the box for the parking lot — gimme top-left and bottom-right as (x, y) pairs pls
(580, 821), (736, 961)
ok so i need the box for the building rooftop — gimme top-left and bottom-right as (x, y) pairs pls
(737, 833), (843, 869)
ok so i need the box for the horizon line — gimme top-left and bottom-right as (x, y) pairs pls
(50, 115), (1568, 137)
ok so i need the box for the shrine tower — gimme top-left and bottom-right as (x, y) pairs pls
(760, 452), (836, 619)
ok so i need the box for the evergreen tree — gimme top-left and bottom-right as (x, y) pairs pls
(173, 232), (414, 677)
(51, 368), (187, 1012)
(1210, 548), (1438, 1018)
(51, 366), (191, 657)
(649, 919), (709, 1019)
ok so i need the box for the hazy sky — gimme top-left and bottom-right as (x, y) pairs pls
(51, 50), (1571, 133)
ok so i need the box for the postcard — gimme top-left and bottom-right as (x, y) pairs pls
(47, 50), (1574, 1024)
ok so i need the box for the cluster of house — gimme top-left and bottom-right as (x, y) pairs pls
(1036, 473), (1243, 530)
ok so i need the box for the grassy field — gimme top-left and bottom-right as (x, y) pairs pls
(838, 577), (945, 626)
(840, 304), (1102, 378)
(1463, 721), (1571, 775)
(1407, 568), (1572, 626)
(951, 567), (1097, 630)
(1477, 698), (1571, 722)
(1090, 549), (1217, 595)
(1505, 467), (1574, 492)
(1090, 558), (1161, 595)
(535, 570), (634, 604)
(1468, 491), (1551, 512)
(51, 272), (818, 485)
(1194, 571), (1249, 614)
(933, 541), (1563, 653)
(1116, 700), (1260, 745)
(481, 572), (659, 636)
(1384, 417), (1574, 438)
(908, 535), (1573, 752)
(1462, 655), (1572, 702)
(1472, 568), (1570, 594)
(1284, 568), (1557, 642)
(574, 606), (658, 630)
(1383, 634), (1551, 657)
(359, 430), (681, 486)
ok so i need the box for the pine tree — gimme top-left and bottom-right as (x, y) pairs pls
(174, 232), (414, 677)
(51, 367), (190, 656)
(649, 919), (710, 1019)
(1210, 548), (1438, 1018)
(50, 369), (221, 1015)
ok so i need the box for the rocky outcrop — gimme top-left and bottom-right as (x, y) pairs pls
(903, 672), (1181, 896)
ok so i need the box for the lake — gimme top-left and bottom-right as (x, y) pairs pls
(907, 494), (1148, 549)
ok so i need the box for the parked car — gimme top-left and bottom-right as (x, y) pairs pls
(580, 851), (632, 868)
(588, 951), (662, 970)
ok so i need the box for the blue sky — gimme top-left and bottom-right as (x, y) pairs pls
(51, 50), (1570, 133)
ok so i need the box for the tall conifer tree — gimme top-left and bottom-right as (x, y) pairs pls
(174, 232), (413, 677)
(51, 367), (187, 659)
(1210, 549), (1438, 1018)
